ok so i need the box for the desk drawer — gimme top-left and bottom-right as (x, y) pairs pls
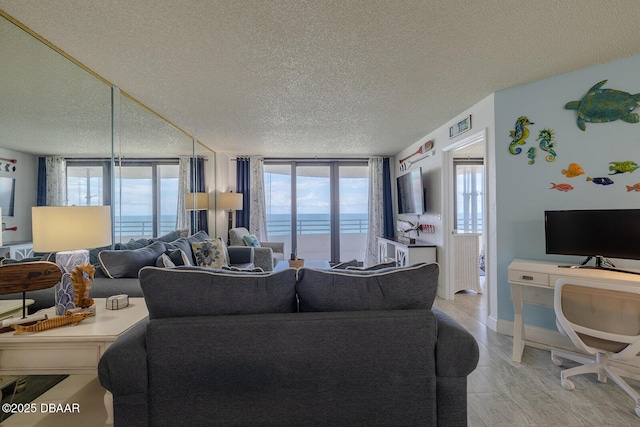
(508, 269), (549, 287)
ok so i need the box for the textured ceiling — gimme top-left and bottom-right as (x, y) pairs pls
(1, 0), (640, 157)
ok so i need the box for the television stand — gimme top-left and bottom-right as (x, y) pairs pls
(557, 256), (640, 276)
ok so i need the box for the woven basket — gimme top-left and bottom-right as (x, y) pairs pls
(288, 259), (305, 269)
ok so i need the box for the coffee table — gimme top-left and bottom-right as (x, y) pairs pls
(0, 298), (148, 426)
(273, 260), (331, 271)
(0, 299), (35, 399)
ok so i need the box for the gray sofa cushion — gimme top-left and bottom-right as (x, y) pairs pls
(296, 262), (439, 312)
(139, 266), (298, 319)
(99, 241), (167, 279)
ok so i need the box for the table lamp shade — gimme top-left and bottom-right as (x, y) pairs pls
(218, 192), (243, 211)
(32, 206), (112, 252)
(185, 192), (209, 211)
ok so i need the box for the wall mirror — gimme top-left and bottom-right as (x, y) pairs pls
(0, 12), (207, 249)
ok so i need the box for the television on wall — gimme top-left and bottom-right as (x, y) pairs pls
(544, 209), (640, 273)
(397, 168), (425, 215)
(0, 177), (15, 217)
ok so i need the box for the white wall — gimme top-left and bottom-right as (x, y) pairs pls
(394, 94), (495, 301)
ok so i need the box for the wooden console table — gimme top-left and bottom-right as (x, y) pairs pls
(377, 237), (436, 267)
(508, 259), (640, 363)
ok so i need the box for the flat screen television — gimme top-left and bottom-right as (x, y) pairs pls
(544, 209), (640, 274)
(0, 177), (15, 217)
(397, 168), (424, 215)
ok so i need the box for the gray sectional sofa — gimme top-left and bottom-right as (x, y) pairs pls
(0, 231), (254, 313)
(98, 262), (479, 426)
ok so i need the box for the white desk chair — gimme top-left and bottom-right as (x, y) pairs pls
(551, 277), (640, 417)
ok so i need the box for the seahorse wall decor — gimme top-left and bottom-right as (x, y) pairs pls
(71, 263), (95, 308)
(509, 116), (534, 154)
(536, 128), (557, 162)
(11, 311), (91, 335)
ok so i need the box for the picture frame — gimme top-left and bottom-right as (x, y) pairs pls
(449, 115), (471, 139)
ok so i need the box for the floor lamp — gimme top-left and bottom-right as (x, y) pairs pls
(218, 192), (243, 244)
(32, 206), (112, 315)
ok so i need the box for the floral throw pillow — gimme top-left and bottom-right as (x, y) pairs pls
(191, 240), (228, 269)
(243, 235), (261, 247)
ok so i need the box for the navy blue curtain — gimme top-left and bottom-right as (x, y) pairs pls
(382, 157), (394, 238)
(235, 157), (250, 229)
(190, 157), (208, 233)
(36, 157), (47, 206)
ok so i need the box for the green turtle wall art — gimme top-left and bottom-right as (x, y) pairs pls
(565, 80), (640, 131)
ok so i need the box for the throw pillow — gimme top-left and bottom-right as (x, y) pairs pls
(218, 237), (230, 265)
(243, 235), (261, 247)
(155, 249), (191, 268)
(156, 253), (176, 268)
(296, 262), (439, 312)
(191, 240), (228, 269)
(165, 230), (210, 265)
(139, 266), (298, 318)
(98, 240), (167, 279)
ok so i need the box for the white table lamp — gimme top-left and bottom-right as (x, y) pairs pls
(32, 206), (112, 314)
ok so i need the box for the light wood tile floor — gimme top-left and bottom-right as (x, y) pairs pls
(5, 284), (640, 426)
(434, 284), (640, 426)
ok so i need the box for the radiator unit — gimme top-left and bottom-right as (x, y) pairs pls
(453, 233), (482, 294)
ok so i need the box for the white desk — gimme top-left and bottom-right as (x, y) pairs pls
(508, 259), (640, 363)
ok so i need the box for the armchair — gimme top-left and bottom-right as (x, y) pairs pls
(228, 227), (284, 271)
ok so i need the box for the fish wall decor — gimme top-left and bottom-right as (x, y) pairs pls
(509, 116), (534, 155)
(586, 176), (614, 186)
(565, 80), (640, 131)
(608, 161), (639, 175)
(626, 182), (640, 192)
(536, 128), (557, 162)
(626, 183), (640, 192)
(561, 163), (585, 178)
(550, 182), (574, 192)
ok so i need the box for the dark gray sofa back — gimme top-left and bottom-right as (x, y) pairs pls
(146, 309), (438, 427)
(139, 266), (298, 318)
(296, 262), (439, 312)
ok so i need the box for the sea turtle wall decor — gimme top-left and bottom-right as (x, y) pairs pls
(565, 80), (640, 131)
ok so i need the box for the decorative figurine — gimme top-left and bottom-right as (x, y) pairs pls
(565, 80), (640, 131)
(509, 116), (534, 154)
(550, 182), (574, 192)
(561, 163), (585, 178)
(71, 263), (95, 308)
(11, 311), (91, 335)
(608, 161), (639, 175)
(536, 128), (557, 162)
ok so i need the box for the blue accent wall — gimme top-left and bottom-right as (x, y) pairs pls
(495, 54), (640, 329)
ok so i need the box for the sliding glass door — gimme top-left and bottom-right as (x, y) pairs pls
(264, 161), (368, 263)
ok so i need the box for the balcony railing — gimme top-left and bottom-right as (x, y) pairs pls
(267, 217), (368, 236)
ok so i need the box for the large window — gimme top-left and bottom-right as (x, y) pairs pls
(67, 159), (179, 242)
(264, 161), (368, 263)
